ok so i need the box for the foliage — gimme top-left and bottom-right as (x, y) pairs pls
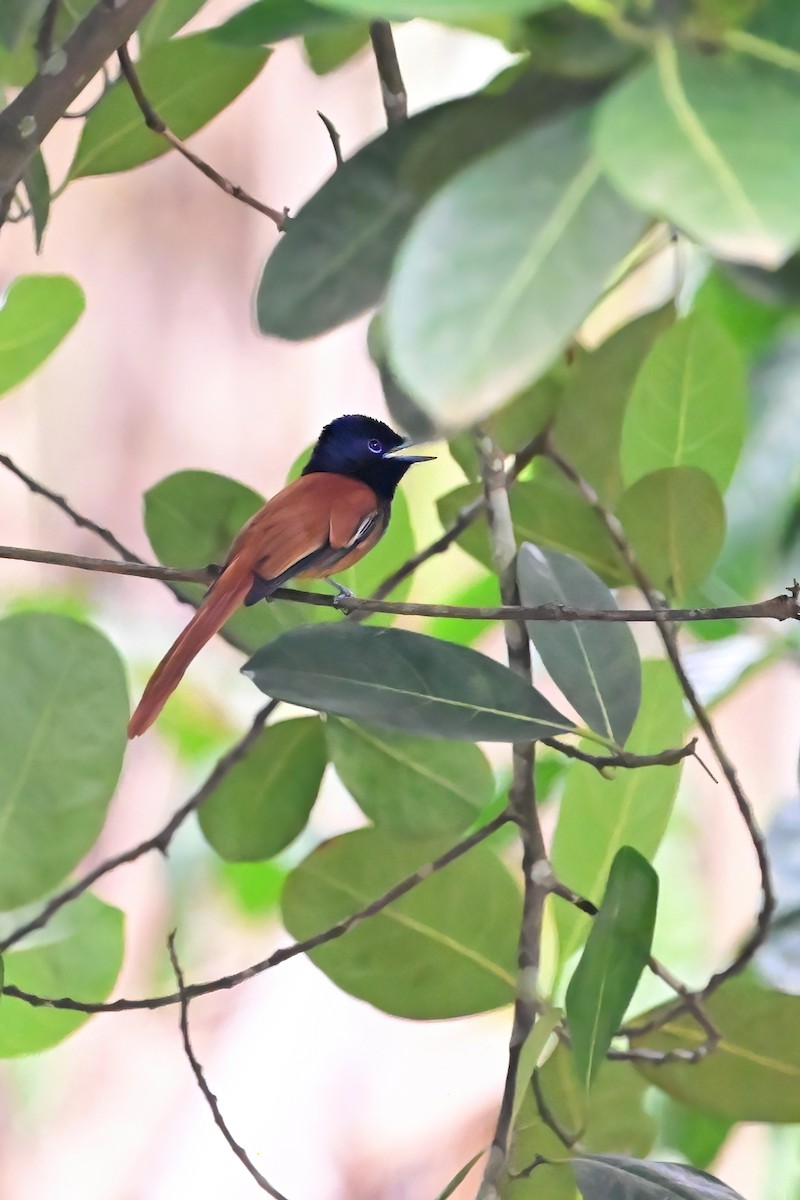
(2, 1), (800, 1198)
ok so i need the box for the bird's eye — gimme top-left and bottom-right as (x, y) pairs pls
(367, 439), (383, 454)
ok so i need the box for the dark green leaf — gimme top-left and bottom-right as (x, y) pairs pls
(0, 614), (127, 909)
(22, 150), (50, 252)
(552, 660), (687, 967)
(199, 717), (326, 861)
(386, 108), (645, 428)
(552, 305), (675, 506)
(0, 894), (124, 1055)
(244, 624), (576, 742)
(518, 544), (641, 745)
(0, 0), (47, 51)
(281, 827), (520, 1018)
(518, 6), (641, 80)
(506, 1045), (656, 1200)
(304, 22), (370, 72)
(635, 975), (800, 1121)
(214, 0), (350, 46)
(257, 76), (607, 342)
(566, 848), (658, 1088)
(0, 274), (84, 397)
(594, 46), (800, 268)
(139, 0), (210, 48)
(621, 313), (747, 492)
(617, 467), (726, 598)
(326, 717), (494, 838)
(71, 33), (269, 177)
(573, 1155), (745, 1200)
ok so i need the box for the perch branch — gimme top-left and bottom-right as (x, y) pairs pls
(369, 21), (407, 126)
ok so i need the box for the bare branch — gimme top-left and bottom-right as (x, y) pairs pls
(3, 810), (512, 1012)
(117, 44), (288, 229)
(0, 0), (159, 225)
(543, 735), (699, 772)
(0, 701), (277, 954)
(369, 21), (407, 126)
(168, 934), (291, 1200)
(2, 543), (798, 627)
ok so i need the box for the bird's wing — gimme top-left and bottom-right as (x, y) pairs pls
(230, 473), (381, 581)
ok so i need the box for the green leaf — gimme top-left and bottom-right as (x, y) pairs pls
(0, 0), (47, 51)
(692, 269), (785, 362)
(0, 275), (84, 397)
(216, 859), (286, 918)
(0, 614), (127, 910)
(593, 43), (800, 268)
(199, 717), (326, 861)
(257, 76), (609, 341)
(655, 1095), (733, 1172)
(244, 624), (576, 742)
(517, 544), (641, 746)
(71, 33), (269, 177)
(326, 717), (494, 839)
(0, 894), (124, 1055)
(139, 0), (210, 48)
(22, 150), (50, 253)
(552, 305), (675, 506)
(552, 660), (687, 968)
(617, 466), (726, 598)
(506, 1045), (656, 1200)
(635, 975), (800, 1122)
(566, 848), (658, 1089)
(304, 22), (370, 72)
(573, 1155), (745, 1200)
(312, 0), (555, 16)
(214, 0), (350, 45)
(385, 109), (646, 429)
(621, 313), (747, 492)
(281, 827), (520, 1018)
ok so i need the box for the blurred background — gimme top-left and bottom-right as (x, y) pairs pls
(0, 7), (798, 1198)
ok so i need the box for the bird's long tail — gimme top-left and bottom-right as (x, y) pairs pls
(127, 557), (254, 738)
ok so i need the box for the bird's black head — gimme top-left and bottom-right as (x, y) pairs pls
(302, 414), (434, 500)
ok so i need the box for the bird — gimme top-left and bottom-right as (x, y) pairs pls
(127, 414), (434, 738)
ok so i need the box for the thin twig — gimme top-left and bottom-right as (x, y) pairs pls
(2, 810), (512, 1012)
(532, 1069), (581, 1149)
(478, 434), (545, 1198)
(117, 44), (288, 229)
(543, 735), (698, 772)
(168, 934), (290, 1199)
(369, 21), (407, 125)
(0, 701), (277, 954)
(545, 438), (775, 1020)
(2, 544), (798, 627)
(316, 111), (343, 168)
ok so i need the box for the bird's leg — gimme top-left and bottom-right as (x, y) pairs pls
(328, 577), (355, 609)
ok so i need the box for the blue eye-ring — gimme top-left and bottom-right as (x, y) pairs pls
(368, 439), (383, 454)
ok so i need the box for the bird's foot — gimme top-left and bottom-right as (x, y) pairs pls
(329, 579), (355, 610)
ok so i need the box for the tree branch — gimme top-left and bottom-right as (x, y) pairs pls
(3, 810), (512, 1012)
(2, 542), (799, 627)
(369, 21), (407, 126)
(478, 433), (545, 1198)
(168, 935), (291, 1199)
(117, 44), (288, 228)
(0, 0), (159, 225)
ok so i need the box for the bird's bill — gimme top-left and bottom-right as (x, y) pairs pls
(384, 438), (436, 463)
